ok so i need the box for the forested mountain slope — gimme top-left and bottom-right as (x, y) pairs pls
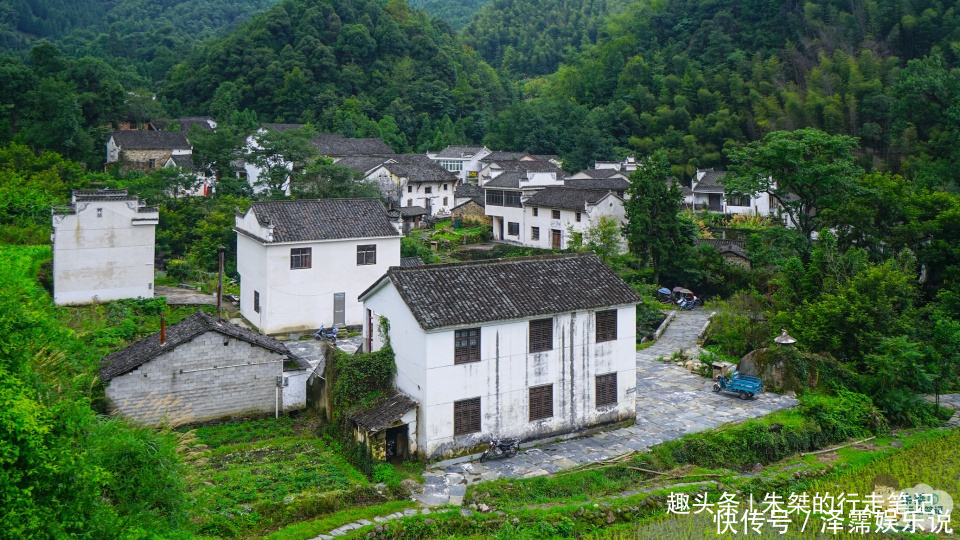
(0, 0), (280, 80)
(483, 0), (960, 179)
(462, 0), (629, 77)
(408, 0), (489, 29)
(162, 0), (508, 151)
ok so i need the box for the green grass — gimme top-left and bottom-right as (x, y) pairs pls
(636, 341), (656, 350)
(263, 500), (415, 540)
(180, 416), (377, 538)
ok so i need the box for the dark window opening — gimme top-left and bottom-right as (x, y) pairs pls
(529, 318), (553, 352)
(454, 328), (481, 364)
(575, 212), (582, 222)
(596, 310), (617, 342)
(529, 384), (554, 420)
(532, 207), (538, 217)
(505, 191), (522, 207)
(531, 227), (540, 240)
(253, 291), (260, 313)
(357, 244), (377, 265)
(552, 209), (561, 219)
(507, 222), (519, 236)
(486, 190), (504, 206)
(454, 397), (481, 435)
(290, 247), (312, 269)
(596, 373), (618, 407)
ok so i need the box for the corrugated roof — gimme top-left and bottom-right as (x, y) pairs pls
(99, 311), (307, 382)
(361, 254), (640, 330)
(111, 130), (191, 150)
(242, 199), (399, 243)
(524, 187), (615, 211)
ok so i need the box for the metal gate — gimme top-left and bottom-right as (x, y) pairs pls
(333, 292), (345, 326)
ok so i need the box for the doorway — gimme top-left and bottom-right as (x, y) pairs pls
(333, 292), (345, 326)
(385, 424), (409, 462)
(551, 229), (562, 249)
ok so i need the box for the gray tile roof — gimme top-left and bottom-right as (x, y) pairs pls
(400, 257), (424, 267)
(99, 311), (307, 382)
(482, 151), (531, 162)
(111, 130), (191, 151)
(261, 123), (305, 132)
(576, 168), (626, 179)
(72, 189), (137, 202)
(347, 390), (417, 432)
(483, 172), (524, 188)
(154, 117), (215, 132)
(243, 199), (399, 243)
(564, 178), (630, 192)
(169, 154), (196, 171)
(399, 205), (429, 217)
(435, 146), (487, 158)
(695, 170), (728, 192)
(455, 184), (484, 206)
(361, 254), (640, 330)
(334, 155), (395, 174)
(524, 187), (615, 211)
(312, 133), (395, 156)
(383, 161), (456, 184)
(489, 161), (563, 174)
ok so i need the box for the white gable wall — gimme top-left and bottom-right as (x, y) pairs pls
(52, 200), (156, 305)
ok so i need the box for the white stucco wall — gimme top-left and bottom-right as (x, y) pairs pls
(52, 200), (157, 305)
(282, 368), (311, 412)
(522, 195), (626, 250)
(236, 226), (401, 334)
(363, 282), (637, 460)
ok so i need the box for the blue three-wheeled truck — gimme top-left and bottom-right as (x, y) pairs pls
(713, 370), (762, 400)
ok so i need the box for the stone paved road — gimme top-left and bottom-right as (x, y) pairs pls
(415, 309), (799, 506)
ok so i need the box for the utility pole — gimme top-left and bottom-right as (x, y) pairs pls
(216, 245), (225, 323)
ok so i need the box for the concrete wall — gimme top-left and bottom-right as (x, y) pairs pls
(487, 203), (525, 242)
(364, 281), (637, 460)
(282, 368), (311, 411)
(236, 226), (401, 334)
(104, 332), (290, 425)
(52, 200), (157, 305)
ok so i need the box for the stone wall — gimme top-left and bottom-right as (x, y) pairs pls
(120, 149), (174, 173)
(452, 201), (491, 226)
(104, 331), (288, 425)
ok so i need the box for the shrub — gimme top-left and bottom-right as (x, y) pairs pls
(165, 259), (193, 282)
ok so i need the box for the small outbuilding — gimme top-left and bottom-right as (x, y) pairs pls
(100, 311), (311, 426)
(347, 390), (418, 462)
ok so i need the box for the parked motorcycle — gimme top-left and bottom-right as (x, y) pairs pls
(678, 295), (699, 310)
(314, 324), (339, 342)
(479, 437), (519, 462)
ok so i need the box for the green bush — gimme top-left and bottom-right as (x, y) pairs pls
(372, 463), (402, 487)
(165, 259), (193, 282)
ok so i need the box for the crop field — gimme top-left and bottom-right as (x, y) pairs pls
(179, 417), (376, 538)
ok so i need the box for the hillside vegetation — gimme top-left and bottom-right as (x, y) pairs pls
(408, 0), (489, 29)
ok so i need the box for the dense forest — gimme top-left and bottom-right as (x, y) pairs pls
(0, 0), (280, 80)
(482, 0), (960, 176)
(462, 0), (628, 77)
(408, 0), (489, 29)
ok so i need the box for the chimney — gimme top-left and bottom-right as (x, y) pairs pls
(160, 313), (166, 346)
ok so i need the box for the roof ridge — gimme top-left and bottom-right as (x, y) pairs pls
(389, 252), (590, 273)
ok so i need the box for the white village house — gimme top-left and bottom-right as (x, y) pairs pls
(99, 311), (311, 425)
(521, 187), (627, 250)
(684, 169), (775, 215)
(235, 199), (401, 334)
(483, 168), (566, 242)
(359, 254), (640, 460)
(428, 145), (491, 183)
(106, 130), (192, 173)
(51, 189), (158, 306)
(369, 161), (459, 217)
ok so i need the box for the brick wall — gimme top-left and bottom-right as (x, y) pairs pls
(104, 331), (287, 425)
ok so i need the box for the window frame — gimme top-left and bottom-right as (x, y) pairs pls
(595, 373), (618, 407)
(454, 328), (481, 365)
(454, 397), (481, 435)
(486, 190), (504, 206)
(356, 244), (377, 266)
(504, 191), (522, 207)
(290, 247), (312, 270)
(528, 384), (554, 421)
(595, 309), (618, 342)
(507, 221), (519, 236)
(552, 209), (561, 219)
(424, 186), (433, 194)
(531, 226), (540, 241)
(532, 207), (539, 217)
(575, 211), (582, 222)
(529, 318), (553, 353)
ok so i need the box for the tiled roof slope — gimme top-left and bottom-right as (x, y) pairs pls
(483, 172), (524, 188)
(564, 178), (630, 192)
(244, 199), (399, 243)
(312, 133), (395, 156)
(524, 187), (614, 211)
(347, 390), (417, 432)
(695, 170), (728, 192)
(335, 155), (395, 173)
(99, 311), (307, 382)
(400, 257), (423, 267)
(435, 146), (486, 158)
(363, 254), (640, 330)
(111, 130), (191, 150)
(383, 162), (456, 183)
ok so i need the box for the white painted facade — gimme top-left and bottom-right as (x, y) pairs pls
(51, 192), (158, 306)
(522, 193), (627, 250)
(367, 165), (458, 216)
(235, 210), (400, 334)
(428, 146), (491, 183)
(362, 281), (637, 460)
(689, 169), (775, 216)
(485, 171), (565, 243)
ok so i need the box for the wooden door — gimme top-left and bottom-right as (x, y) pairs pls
(551, 229), (562, 249)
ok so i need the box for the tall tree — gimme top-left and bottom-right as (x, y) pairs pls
(623, 151), (690, 284)
(724, 129), (864, 244)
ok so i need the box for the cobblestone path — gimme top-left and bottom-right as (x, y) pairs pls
(415, 309), (799, 506)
